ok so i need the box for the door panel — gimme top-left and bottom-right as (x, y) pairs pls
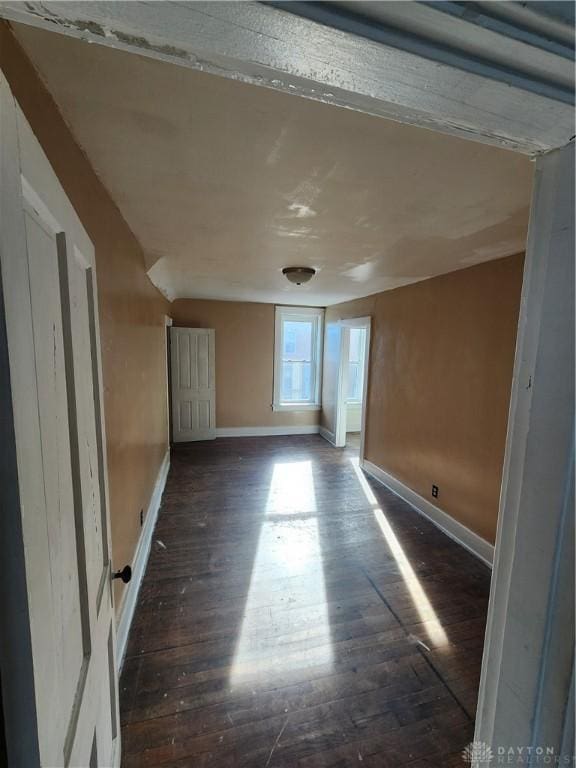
(23, 198), (87, 767)
(64, 241), (107, 613)
(171, 327), (216, 442)
(321, 321), (345, 446)
(0, 73), (120, 767)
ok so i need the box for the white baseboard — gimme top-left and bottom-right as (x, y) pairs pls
(319, 426), (336, 445)
(110, 735), (120, 768)
(215, 425), (320, 437)
(361, 459), (494, 567)
(116, 449), (170, 671)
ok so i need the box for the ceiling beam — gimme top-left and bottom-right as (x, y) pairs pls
(0, 0), (573, 155)
(283, 1), (574, 102)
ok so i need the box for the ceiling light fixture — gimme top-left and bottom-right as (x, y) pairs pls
(282, 266), (316, 285)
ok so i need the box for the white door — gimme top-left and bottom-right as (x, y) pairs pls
(170, 327), (216, 442)
(320, 321), (347, 447)
(0, 74), (120, 767)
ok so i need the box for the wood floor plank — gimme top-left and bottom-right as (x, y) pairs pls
(121, 435), (491, 766)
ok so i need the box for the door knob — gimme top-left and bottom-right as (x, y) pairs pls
(112, 565), (132, 584)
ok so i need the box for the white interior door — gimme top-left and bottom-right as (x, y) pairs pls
(334, 327), (350, 448)
(0, 74), (120, 767)
(320, 320), (347, 447)
(170, 327), (216, 442)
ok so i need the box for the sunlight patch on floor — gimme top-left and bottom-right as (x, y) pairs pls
(230, 461), (333, 688)
(349, 457), (449, 648)
(266, 460), (317, 515)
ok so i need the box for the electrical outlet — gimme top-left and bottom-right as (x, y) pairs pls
(140, 509), (144, 526)
(432, 485), (439, 499)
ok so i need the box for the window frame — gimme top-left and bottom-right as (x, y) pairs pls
(273, 306), (324, 411)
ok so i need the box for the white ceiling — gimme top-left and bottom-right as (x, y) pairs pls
(14, 23), (533, 306)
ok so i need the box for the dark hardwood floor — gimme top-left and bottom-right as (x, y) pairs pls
(120, 436), (491, 767)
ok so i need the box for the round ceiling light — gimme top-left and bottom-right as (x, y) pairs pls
(282, 266), (316, 285)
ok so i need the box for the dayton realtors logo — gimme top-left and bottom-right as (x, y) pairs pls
(462, 741), (494, 765)
(462, 742), (575, 766)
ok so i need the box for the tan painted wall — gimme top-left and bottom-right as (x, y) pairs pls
(171, 300), (320, 428)
(325, 254), (524, 543)
(1, 26), (171, 611)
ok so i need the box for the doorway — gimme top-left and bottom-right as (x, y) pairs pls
(333, 317), (371, 459)
(341, 324), (369, 456)
(0, 4), (572, 763)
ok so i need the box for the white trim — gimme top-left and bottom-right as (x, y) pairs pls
(340, 316), (372, 328)
(115, 449), (170, 671)
(273, 305), (324, 411)
(319, 426), (336, 446)
(474, 142), (575, 755)
(362, 459), (494, 568)
(110, 734), (121, 768)
(358, 322), (371, 463)
(163, 314), (172, 445)
(275, 306), (324, 314)
(215, 425), (320, 438)
(21, 175), (62, 234)
(272, 403), (321, 413)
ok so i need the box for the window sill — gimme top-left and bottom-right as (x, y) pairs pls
(272, 403), (322, 412)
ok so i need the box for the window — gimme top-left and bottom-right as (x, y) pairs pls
(347, 327), (367, 402)
(274, 306), (324, 410)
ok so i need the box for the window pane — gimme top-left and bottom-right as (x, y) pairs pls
(281, 361), (312, 402)
(282, 321), (312, 362)
(349, 328), (364, 363)
(275, 312), (322, 407)
(347, 328), (366, 401)
(348, 362), (361, 400)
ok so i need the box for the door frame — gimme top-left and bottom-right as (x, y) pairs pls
(0, 72), (42, 767)
(334, 317), (371, 460)
(0, 4), (573, 762)
(474, 141), (574, 755)
(0, 218), (41, 768)
(164, 314), (173, 444)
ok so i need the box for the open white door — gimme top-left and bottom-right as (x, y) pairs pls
(320, 320), (346, 447)
(0, 74), (120, 767)
(170, 327), (216, 442)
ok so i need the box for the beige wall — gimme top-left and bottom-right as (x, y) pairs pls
(171, 299), (320, 428)
(1, 25), (171, 610)
(325, 254), (524, 543)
